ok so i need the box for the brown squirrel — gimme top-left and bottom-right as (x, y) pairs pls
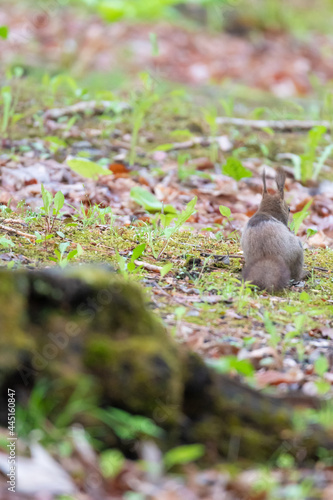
(241, 167), (304, 292)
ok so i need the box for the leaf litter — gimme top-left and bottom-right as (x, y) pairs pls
(1, 2), (333, 499)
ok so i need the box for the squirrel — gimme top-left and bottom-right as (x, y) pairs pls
(241, 167), (304, 292)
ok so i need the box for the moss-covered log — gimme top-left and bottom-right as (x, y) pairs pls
(0, 266), (331, 462)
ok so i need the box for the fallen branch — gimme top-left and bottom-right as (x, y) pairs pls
(134, 260), (163, 273)
(216, 117), (332, 131)
(156, 135), (232, 152)
(1, 219), (26, 225)
(0, 224), (37, 240)
(44, 100), (130, 120)
(173, 293), (226, 304)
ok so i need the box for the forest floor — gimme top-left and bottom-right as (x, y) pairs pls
(0, 2), (333, 499)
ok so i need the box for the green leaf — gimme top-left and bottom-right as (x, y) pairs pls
(290, 200), (312, 235)
(98, 2), (125, 22)
(160, 213), (177, 228)
(54, 191), (65, 213)
(173, 196), (197, 233)
(313, 143), (333, 180)
(1, 86), (12, 133)
(299, 291), (310, 303)
(221, 157), (252, 181)
(219, 205), (231, 218)
(76, 243), (83, 256)
(314, 356), (329, 377)
(45, 136), (67, 152)
(0, 236), (14, 248)
(131, 243), (146, 261)
(0, 26), (8, 39)
(67, 158), (112, 180)
(41, 184), (53, 215)
(127, 262), (136, 272)
(59, 242), (70, 255)
(160, 262), (173, 277)
(208, 356), (254, 377)
(66, 250), (78, 261)
(306, 228), (317, 238)
(164, 444), (205, 470)
(149, 32), (159, 56)
(308, 125), (326, 152)
(153, 143), (174, 151)
(100, 449), (125, 479)
(130, 186), (177, 214)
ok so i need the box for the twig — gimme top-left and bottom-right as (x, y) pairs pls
(0, 224), (37, 240)
(134, 260), (163, 273)
(216, 117), (332, 131)
(200, 252), (244, 259)
(1, 219), (26, 225)
(174, 294), (226, 304)
(44, 100), (130, 120)
(164, 137), (210, 151)
(156, 136), (231, 152)
(313, 266), (329, 272)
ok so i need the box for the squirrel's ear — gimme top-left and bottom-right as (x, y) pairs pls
(275, 167), (286, 199)
(263, 169), (267, 194)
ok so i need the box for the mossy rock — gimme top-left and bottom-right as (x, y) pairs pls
(0, 266), (183, 427)
(0, 266), (331, 462)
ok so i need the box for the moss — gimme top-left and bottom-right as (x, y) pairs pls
(0, 272), (35, 373)
(83, 335), (182, 423)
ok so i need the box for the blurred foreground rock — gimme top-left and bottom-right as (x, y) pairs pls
(0, 266), (331, 462)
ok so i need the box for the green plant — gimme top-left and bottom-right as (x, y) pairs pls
(116, 243), (146, 277)
(40, 184), (65, 236)
(221, 157), (252, 181)
(160, 262), (173, 278)
(176, 153), (211, 183)
(203, 106), (219, 163)
(314, 355), (330, 394)
(157, 196), (197, 258)
(177, 153), (194, 181)
(0, 26), (9, 39)
(217, 205), (239, 241)
(49, 242), (83, 268)
(95, 0), (183, 23)
(1, 86), (12, 134)
(290, 126), (332, 182)
(129, 73), (158, 166)
(16, 377), (97, 443)
(207, 356), (254, 378)
(220, 96), (234, 117)
(99, 449), (125, 479)
(0, 67), (25, 136)
(284, 314), (307, 360)
(263, 311), (279, 347)
(164, 444), (205, 470)
(66, 202), (115, 228)
(45, 136), (67, 154)
(0, 236), (15, 249)
(289, 200), (312, 235)
(67, 158), (112, 179)
(130, 186), (176, 214)
(90, 406), (163, 440)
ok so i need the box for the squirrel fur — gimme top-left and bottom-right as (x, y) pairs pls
(241, 167), (304, 292)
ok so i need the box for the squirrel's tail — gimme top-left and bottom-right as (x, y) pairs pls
(242, 257), (290, 292)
